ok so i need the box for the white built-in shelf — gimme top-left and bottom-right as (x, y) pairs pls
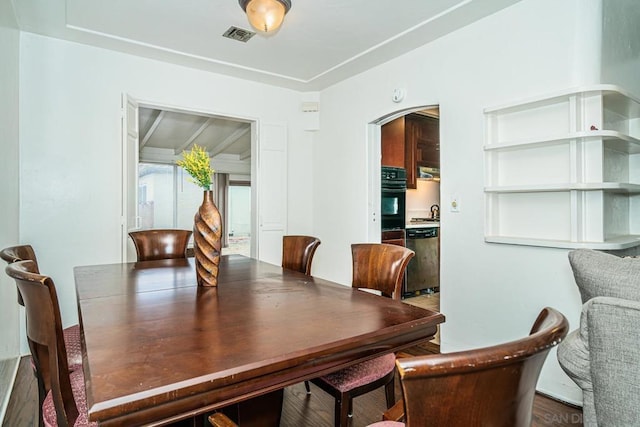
(485, 235), (640, 250)
(484, 84), (640, 250)
(483, 130), (640, 154)
(485, 183), (640, 193)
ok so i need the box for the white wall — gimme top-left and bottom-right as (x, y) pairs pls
(286, 106), (316, 236)
(0, 0), (21, 420)
(0, 0), (21, 360)
(19, 34), (313, 329)
(602, 0), (640, 95)
(311, 0), (618, 404)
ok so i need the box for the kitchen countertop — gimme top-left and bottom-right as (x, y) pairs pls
(406, 222), (440, 229)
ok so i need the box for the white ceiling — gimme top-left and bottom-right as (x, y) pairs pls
(11, 0), (521, 159)
(12, 0), (522, 91)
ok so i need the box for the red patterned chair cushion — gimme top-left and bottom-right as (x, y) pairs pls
(367, 422), (404, 426)
(319, 353), (396, 392)
(63, 324), (83, 369)
(42, 369), (97, 427)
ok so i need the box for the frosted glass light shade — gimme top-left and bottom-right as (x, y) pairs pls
(239, 0), (291, 33)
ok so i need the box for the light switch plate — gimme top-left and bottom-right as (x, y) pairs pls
(450, 196), (460, 212)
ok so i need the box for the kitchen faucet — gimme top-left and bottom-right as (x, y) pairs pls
(430, 204), (440, 220)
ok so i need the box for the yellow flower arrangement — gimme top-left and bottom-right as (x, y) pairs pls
(177, 144), (215, 190)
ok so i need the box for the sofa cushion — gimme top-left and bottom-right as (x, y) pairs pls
(568, 249), (640, 303)
(557, 329), (592, 391)
(587, 297), (640, 426)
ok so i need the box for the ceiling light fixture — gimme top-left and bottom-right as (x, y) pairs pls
(238, 0), (291, 33)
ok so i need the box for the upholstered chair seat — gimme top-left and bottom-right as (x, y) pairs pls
(63, 325), (83, 368)
(43, 369), (96, 427)
(318, 353), (396, 392)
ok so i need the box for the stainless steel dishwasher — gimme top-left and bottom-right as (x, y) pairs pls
(404, 226), (439, 297)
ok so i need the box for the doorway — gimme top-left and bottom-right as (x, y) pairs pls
(369, 105), (441, 343)
(225, 180), (251, 256)
(123, 97), (254, 260)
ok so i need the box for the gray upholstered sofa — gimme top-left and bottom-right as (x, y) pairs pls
(557, 249), (640, 426)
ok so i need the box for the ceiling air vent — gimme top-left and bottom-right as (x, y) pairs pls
(223, 26), (256, 43)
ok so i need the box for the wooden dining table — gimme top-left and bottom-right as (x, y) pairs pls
(74, 254), (444, 426)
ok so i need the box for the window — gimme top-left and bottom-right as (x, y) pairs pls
(138, 163), (202, 231)
(228, 183), (251, 237)
(138, 163), (252, 255)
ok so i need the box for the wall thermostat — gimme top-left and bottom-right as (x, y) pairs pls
(392, 88), (406, 103)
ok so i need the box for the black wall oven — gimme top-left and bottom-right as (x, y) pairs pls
(381, 166), (406, 231)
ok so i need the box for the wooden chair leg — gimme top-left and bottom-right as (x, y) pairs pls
(336, 393), (351, 427)
(384, 374), (395, 408)
(35, 369), (46, 427)
(304, 380), (311, 394)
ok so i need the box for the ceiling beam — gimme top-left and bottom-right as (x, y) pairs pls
(140, 110), (164, 149)
(174, 117), (215, 154)
(239, 149), (251, 160)
(209, 127), (250, 157)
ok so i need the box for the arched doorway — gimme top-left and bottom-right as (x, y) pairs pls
(367, 105), (441, 343)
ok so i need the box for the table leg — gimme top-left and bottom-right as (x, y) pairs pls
(221, 389), (284, 427)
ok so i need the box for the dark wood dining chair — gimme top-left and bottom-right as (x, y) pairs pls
(0, 247), (83, 365)
(1, 244), (39, 305)
(5, 260), (96, 427)
(1, 245), (83, 427)
(304, 243), (415, 427)
(129, 229), (193, 261)
(368, 307), (569, 427)
(281, 235), (321, 275)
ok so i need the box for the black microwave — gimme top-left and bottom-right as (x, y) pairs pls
(381, 167), (406, 231)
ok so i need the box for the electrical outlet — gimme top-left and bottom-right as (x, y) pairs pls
(450, 196), (460, 213)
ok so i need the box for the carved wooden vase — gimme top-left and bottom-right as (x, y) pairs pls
(193, 190), (222, 287)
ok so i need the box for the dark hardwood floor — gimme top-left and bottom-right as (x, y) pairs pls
(4, 343), (583, 426)
(3, 357), (36, 427)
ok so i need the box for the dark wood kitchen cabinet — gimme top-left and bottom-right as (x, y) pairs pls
(382, 113), (439, 189)
(382, 229), (405, 247)
(406, 114), (439, 188)
(381, 116), (406, 169)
